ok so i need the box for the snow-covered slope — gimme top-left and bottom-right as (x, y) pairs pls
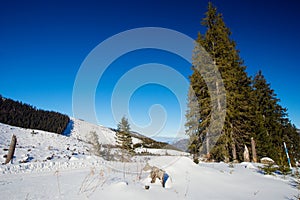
(68, 118), (116, 145)
(0, 121), (91, 165)
(0, 118), (186, 171)
(0, 120), (299, 199)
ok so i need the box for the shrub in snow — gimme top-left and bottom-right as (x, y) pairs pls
(193, 157), (199, 164)
(88, 131), (115, 161)
(228, 162), (234, 168)
(258, 163), (278, 175)
(260, 162), (293, 176)
(89, 131), (102, 156)
(293, 169), (300, 190)
(277, 165), (292, 176)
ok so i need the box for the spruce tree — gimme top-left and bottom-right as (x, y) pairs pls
(186, 2), (300, 164)
(252, 70), (299, 164)
(187, 2), (253, 162)
(116, 116), (134, 154)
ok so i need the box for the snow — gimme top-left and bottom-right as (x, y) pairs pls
(70, 118), (116, 145)
(0, 120), (299, 199)
(135, 148), (189, 156)
(132, 137), (143, 144)
(261, 157), (275, 163)
(0, 121), (90, 165)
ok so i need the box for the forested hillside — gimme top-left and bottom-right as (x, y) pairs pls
(186, 3), (300, 165)
(0, 95), (69, 134)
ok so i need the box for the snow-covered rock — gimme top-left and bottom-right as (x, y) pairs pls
(260, 157), (275, 164)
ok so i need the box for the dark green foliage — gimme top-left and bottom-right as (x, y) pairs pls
(0, 95), (69, 134)
(116, 116), (134, 153)
(133, 137), (177, 150)
(193, 157), (199, 164)
(186, 3), (300, 164)
(110, 128), (180, 151)
(252, 71), (299, 164)
(259, 163), (291, 176)
(187, 2), (253, 162)
(278, 164), (292, 176)
(187, 136), (201, 161)
(258, 163), (278, 175)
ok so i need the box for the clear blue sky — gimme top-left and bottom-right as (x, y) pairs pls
(1, 0), (299, 137)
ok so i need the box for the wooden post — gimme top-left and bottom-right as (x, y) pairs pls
(5, 135), (17, 164)
(232, 143), (237, 162)
(206, 132), (210, 156)
(251, 137), (257, 163)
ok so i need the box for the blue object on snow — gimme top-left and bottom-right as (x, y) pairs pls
(162, 173), (169, 188)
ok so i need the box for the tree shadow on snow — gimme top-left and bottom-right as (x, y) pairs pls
(62, 120), (74, 137)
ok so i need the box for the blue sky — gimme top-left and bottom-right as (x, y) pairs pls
(1, 0), (299, 137)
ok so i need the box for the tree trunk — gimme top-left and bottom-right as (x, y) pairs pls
(206, 132), (210, 156)
(251, 137), (257, 163)
(5, 135), (17, 164)
(231, 143), (237, 162)
(216, 81), (221, 112)
(230, 124), (237, 162)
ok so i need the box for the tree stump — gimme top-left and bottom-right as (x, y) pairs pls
(4, 135), (17, 164)
(243, 145), (250, 162)
(251, 137), (257, 163)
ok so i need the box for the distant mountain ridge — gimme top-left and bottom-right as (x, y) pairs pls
(152, 136), (189, 152)
(172, 138), (189, 152)
(110, 129), (182, 151)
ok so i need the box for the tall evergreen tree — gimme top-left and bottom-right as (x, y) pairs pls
(252, 70), (299, 164)
(186, 2), (254, 162)
(186, 2), (300, 164)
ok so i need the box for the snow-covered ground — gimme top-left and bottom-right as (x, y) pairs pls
(135, 147), (189, 156)
(0, 120), (299, 199)
(68, 118), (116, 145)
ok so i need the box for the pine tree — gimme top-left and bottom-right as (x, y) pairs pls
(116, 116), (134, 154)
(187, 2), (254, 162)
(188, 41), (227, 159)
(186, 2), (300, 164)
(252, 70), (299, 164)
